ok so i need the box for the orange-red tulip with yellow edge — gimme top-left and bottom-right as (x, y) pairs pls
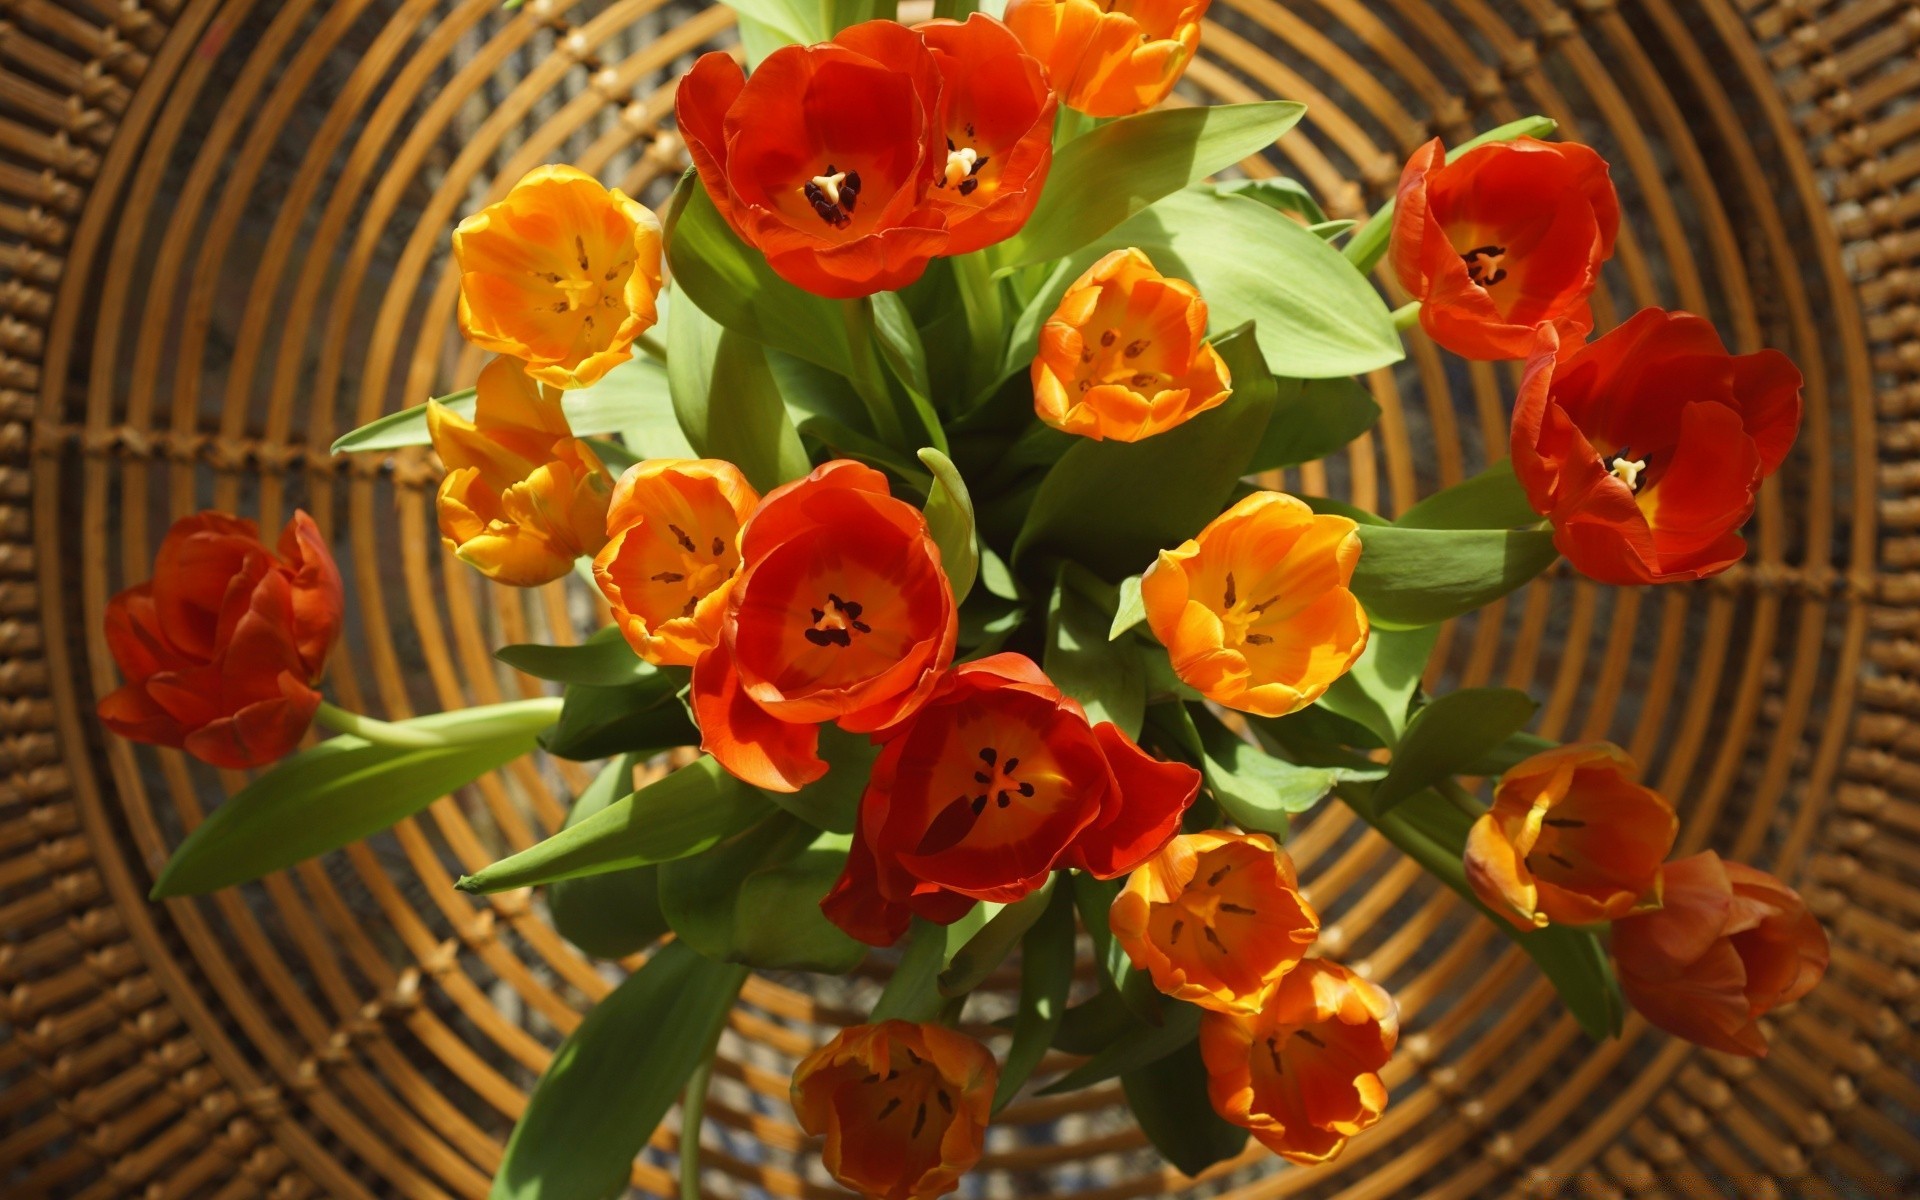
(429, 356), (613, 588)
(1110, 831), (1319, 1014)
(691, 461), (957, 793)
(917, 15), (1057, 255)
(1464, 742), (1677, 929)
(1610, 851), (1828, 1057)
(592, 459), (759, 667)
(453, 164), (663, 389)
(1199, 960), (1397, 1165)
(1033, 248), (1231, 442)
(1389, 137), (1619, 361)
(98, 510), (342, 770)
(1141, 491), (1368, 717)
(1004, 0), (1207, 117)
(791, 1020), (997, 1200)
(1511, 310), (1803, 586)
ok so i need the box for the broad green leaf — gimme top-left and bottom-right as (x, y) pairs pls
(725, 0), (820, 45)
(1249, 375), (1381, 472)
(151, 701), (557, 897)
(872, 910), (992, 1023)
(1301, 493), (1390, 526)
(659, 813), (867, 973)
(537, 673), (697, 762)
(1373, 687), (1539, 813)
(1397, 458), (1540, 530)
(1037, 999), (1202, 1094)
(548, 756), (669, 960)
(1318, 624), (1439, 746)
(490, 941), (746, 1200)
(457, 757), (773, 893)
(495, 626), (652, 688)
(994, 884), (1075, 1110)
(1015, 323), (1278, 579)
(1093, 189), (1403, 378)
(798, 415), (930, 484)
(761, 722), (876, 835)
(329, 358), (673, 454)
(1050, 987), (1133, 1055)
(940, 876), (1057, 996)
(1046, 566), (1145, 737)
(1351, 525), (1560, 629)
(933, 0), (979, 17)
(1069, 870), (1152, 1022)
(1463, 729), (1559, 777)
(1124, 1036), (1248, 1176)
(1344, 115), (1559, 274)
(582, 436), (637, 474)
(1192, 710), (1349, 833)
(1216, 175), (1327, 224)
(997, 102), (1307, 270)
(824, 0), (889, 34)
(1109, 575), (1146, 639)
(666, 282), (811, 493)
(918, 447), (980, 604)
(608, 357), (699, 461)
(872, 291), (933, 401)
(663, 174), (852, 376)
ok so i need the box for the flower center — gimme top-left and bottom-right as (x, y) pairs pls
(1608, 451), (1648, 493)
(1075, 327), (1164, 393)
(649, 523), (732, 617)
(1218, 571), (1278, 647)
(1166, 858), (1259, 955)
(1461, 243), (1509, 288)
(859, 1047), (951, 1143)
(964, 745), (1036, 816)
(937, 131), (989, 197)
(539, 234), (630, 330)
(804, 593), (872, 648)
(802, 165), (861, 228)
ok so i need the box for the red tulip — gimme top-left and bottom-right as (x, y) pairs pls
(99, 511), (343, 769)
(917, 15), (1056, 256)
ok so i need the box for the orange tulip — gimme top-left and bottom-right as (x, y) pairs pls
(1032, 248), (1231, 442)
(1110, 831), (1319, 1014)
(592, 459), (760, 667)
(918, 15), (1058, 255)
(1004, 0), (1207, 117)
(429, 356), (613, 587)
(1141, 492), (1368, 717)
(1611, 852), (1828, 1057)
(1463, 743), (1677, 929)
(1199, 960), (1397, 1165)
(99, 510), (343, 769)
(453, 164), (664, 389)
(791, 1020), (998, 1200)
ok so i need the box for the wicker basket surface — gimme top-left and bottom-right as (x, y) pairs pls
(0, 0), (1915, 1196)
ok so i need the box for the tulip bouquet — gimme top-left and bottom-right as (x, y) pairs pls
(110, 2), (1830, 1196)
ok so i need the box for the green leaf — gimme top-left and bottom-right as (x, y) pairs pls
(1216, 176), (1327, 224)
(1049, 987), (1134, 1055)
(824, 0), (889, 34)
(457, 757), (773, 893)
(1463, 729), (1559, 777)
(495, 626), (653, 688)
(871, 291), (933, 401)
(665, 282), (812, 493)
(489, 941), (746, 1200)
(1318, 624), (1439, 746)
(997, 102), (1307, 270)
(1373, 688), (1539, 813)
(918, 447), (979, 605)
(1046, 566), (1146, 737)
(1037, 1000), (1202, 1094)
(537, 673), (698, 762)
(606, 356), (699, 461)
(1124, 1036), (1248, 1176)
(940, 876), (1057, 996)
(1109, 575), (1146, 639)
(548, 756), (669, 960)
(1192, 710), (1349, 833)
(1015, 323), (1278, 579)
(329, 358), (673, 455)
(725, 0), (821, 45)
(664, 173), (852, 376)
(1350, 525), (1560, 629)
(872, 911), (991, 1023)
(1249, 375), (1381, 473)
(761, 723), (876, 835)
(798, 415), (930, 484)
(1310, 218), (1357, 241)
(151, 702), (557, 897)
(994, 884), (1075, 1110)
(1396, 458), (1540, 530)
(659, 813), (867, 973)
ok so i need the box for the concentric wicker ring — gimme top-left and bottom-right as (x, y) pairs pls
(1, 0), (1916, 1196)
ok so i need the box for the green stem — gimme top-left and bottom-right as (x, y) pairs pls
(1054, 106), (1094, 146)
(872, 917), (947, 1024)
(312, 698), (563, 748)
(637, 331), (668, 364)
(1390, 300), (1421, 332)
(951, 252), (1006, 399)
(841, 297), (908, 449)
(679, 1018), (726, 1200)
(1434, 776), (1486, 821)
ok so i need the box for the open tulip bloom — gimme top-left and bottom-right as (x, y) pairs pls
(113, 9), (1826, 1198)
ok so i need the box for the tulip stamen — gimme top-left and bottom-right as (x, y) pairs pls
(1266, 1037), (1286, 1074)
(1170, 919), (1184, 944)
(804, 166), (861, 228)
(1220, 902), (1256, 915)
(1609, 451), (1648, 493)
(1208, 865), (1232, 886)
(936, 1089), (953, 1113)
(667, 523), (698, 553)
(805, 593), (871, 648)
(1296, 1029), (1325, 1048)
(1544, 817), (1586, 828)
(650, 571), (685, 583)
(878, 1098), (901, 1120)
(1462, 244), (1508, 287)
(1203, 925), (1228, 953)
(912, 1103), (927, 1138)
(1124, 338), (1150, 357)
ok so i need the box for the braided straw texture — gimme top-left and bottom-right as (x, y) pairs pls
(0, 0), (1915, 1196)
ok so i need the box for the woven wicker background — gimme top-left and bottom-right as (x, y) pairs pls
(1, 0), (1916, 1196)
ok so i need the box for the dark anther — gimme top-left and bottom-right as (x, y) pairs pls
(1203, 925), (1228, 953)
(1223, 572), (1237, 608)
(1219, 902), (1255, 915)
(1548, 852), (1575, 869)
(681, 597), (698, 618)
(1245, 633), (1273, 646)
(668, 523), (697, 553)
(1267, 1037), (1286, 1073)
(936, 1089), (953, 1113)
(969, 156), (988, 176)
(1124, 339), (1150, 357)
(575, 235), (589, 271)
(975, 771), (992, 784)
(979, 747), (997, 765)
(1207, 865), (1232, 887)
(1017, 782), (1034, 797)
(970, 794), (987, 814)
(1461, 243), (1507, 287)
(957, 178), (978, 197)
(1170, 919), (1184, 944)
(844, 171), (861, 195)
(1297, 1029), (1326, 1048)
(650, 571), (685, 583)
(947, 137), (956, 150)
(965, 122), (975, 137)
(711, 536), (726, 556)
(805, 625), (852, 648)
(1543, 817), (1586, 828)
(996, 791), (1011, 807)
(912, 1103), (927, 1138)
(1130, 373), (1155, 388)
(1100, 329), (1117, 347)
(1004, 757), (1019, 771)
(879, 1098), (901, 1120)
(863, 1073), (880, 1084)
